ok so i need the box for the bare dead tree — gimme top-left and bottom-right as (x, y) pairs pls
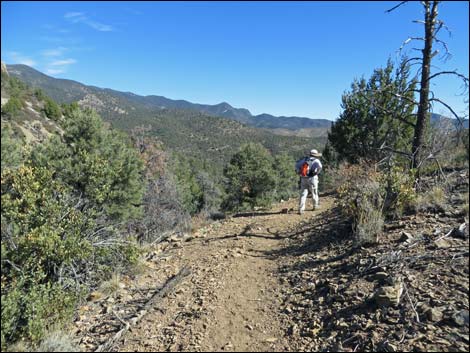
(387, 1), (469, 175)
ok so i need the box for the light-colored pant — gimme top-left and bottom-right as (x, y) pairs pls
(299, 176), (319, 212)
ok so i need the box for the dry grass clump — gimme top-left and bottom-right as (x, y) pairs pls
(411, 186), (448, 213)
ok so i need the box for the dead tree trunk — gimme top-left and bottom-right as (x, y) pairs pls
(411, 0), (438, 172)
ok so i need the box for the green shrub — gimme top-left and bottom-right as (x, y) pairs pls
(30, 106), (145, 221)
(273, 152), (298, 201)
(411, 186), (448, 213)
(379, 165), (416, 218)
(171, 152), (204, 215)
(2, 96), (24, 117)
(43, 98), (61, 121)
(37, 330), (79, 352)
(337, 165), (385, 245)
(223, 143), (277, 211)
(1, 124), (23, 171)
(1, 166), (91, 347)
(328, 58), (416, 164)
(1, 105), (145, 348)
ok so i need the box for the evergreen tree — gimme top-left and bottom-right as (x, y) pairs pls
(223, 143), (276, 211)
(273, 152), (297, 201)
(328, 58), (416, 164)
(1, 125), (23, 171)
(170, 152), (204, 216)
(30, 105), (144, 220)
(43, 97), (61, 121)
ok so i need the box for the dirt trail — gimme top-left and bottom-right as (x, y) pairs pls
(113, 196), (334, 352)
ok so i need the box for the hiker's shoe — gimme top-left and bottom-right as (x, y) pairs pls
(298, 210), (304, 215)
(313, 205), (320, 210)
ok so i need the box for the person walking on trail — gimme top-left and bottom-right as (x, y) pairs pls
(295, 149), (323, 215)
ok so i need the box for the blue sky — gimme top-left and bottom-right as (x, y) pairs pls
(2, 1), (469, 120)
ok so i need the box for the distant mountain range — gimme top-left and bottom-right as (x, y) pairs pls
(430, 113), (469, 129)
(6, 64), (332, 132)
(2, 63), (319, 177)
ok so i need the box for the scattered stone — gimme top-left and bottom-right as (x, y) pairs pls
(288, 324), (299, 336)
(424, 307), (444, 322)
(399, 231), (414, 243)
(434, 238), (452, 249)
(373, 283), (403, 307)
(384, 342), (398, 352)
(370, 272), (390, 282)
(452, 310), (470, 327)
(451, 223), (469, 239)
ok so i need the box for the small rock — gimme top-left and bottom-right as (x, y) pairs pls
(223, 342), (233, 350)
(451, 223), (468, 239)
(373, 283), (403, 307)
(452, 310), (469, 327)
(399, 231), (414, 243)
(434, 238), (452, 249)
(288, 324), (299, 336)
(371, 272), (390, 283)
(265, 337), (278, 343)
(383, 342), (397, 352)
(424, 307), (443, 322)
(246, 324), (253, 331)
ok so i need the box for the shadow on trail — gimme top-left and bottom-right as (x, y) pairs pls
(203, 224), (284, 243)
(248, 205), (389, 352)
(232, 211), (288, 218)
(250, 206), (355, 272)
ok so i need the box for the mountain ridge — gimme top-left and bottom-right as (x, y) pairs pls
(6, 64), (332, 131)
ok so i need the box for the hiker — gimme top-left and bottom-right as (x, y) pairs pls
(295, 149), (323, 214)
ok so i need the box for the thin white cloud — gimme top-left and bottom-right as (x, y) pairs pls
(64, 12), (85, 19)
(64, 11), (114, 32)
(45, 68), (66, 75)
(50, 58), (76, 66)
(41, 47), (68, 57)
(86, 20), (113, 32)
(6, 51), (37, 67)
(124, 7), (143, 15)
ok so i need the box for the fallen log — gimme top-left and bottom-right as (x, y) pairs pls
(94, 266), (191, 352)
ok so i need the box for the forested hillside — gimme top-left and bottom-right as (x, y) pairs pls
(7, 64), (332, 135)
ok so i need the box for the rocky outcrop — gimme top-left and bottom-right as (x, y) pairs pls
(1, 61), (8, 76)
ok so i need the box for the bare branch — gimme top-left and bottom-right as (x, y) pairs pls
(399, 37), (425, 52)
(375, 146), (413, 158)
(400, 57), (423, 67)
(429, 97), (465, 127)
(434, 38), (452, 60)
(386, 1), (409, 13)
(427, 71), (469, 85)
(434, 20), (451, 37)
(390, 92), (419, 107)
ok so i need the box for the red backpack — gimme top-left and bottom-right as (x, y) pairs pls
(300, 161), (310, 177)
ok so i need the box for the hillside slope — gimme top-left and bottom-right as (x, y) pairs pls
(6, 64), (332, 134)
(5, 64), (322, 174)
